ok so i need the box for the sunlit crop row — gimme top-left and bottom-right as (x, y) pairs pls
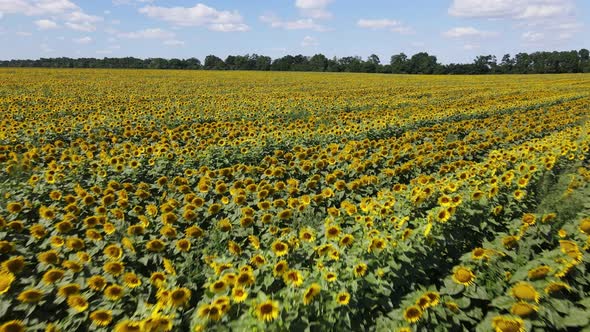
(0, 69), (589, 331)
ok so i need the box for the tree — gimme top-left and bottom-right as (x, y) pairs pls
(204, 55), (226, 70)
(499, 54), (514, 73)
(309, 54), (328, 72)
(390, 53), (408, 73)
(407, 52), (438, 74)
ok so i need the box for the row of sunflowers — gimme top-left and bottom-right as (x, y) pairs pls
(0, 69), (589, 331)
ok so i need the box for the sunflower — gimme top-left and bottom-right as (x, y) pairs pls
(150, 272), (166, 287)
(283, 270), (304, 287)
(104, 261), (125, 276)
(299, 228), (315, 242)
(170, 287), (191, 307)
(324, 271), (337, 282)
(232, 287), (248, 303)
(353, 263), (368, 278)
(210, 280), (227, 294)
(17, 288), (44, 303)
(213, 296), (231, 313)
(471, 247), (487, 260)
(58, 283), (81, 298)
(510, 282), (539, 303)
(325, 225), (341, 240)
(146, 239), (166, 252)
(436, 208), (451, 223)
(527, 266), (551, 280)
(6, 202), (23, 214)
(544, 281), (571, 294)
(510, 302), (538, 317)
(336, 291), (350, 305)
(339, 234), (354, 247)
(0, 320), (25, 332)
(271, 240), (289, 257)
(2, 256), (25, 274)
(0, 270), (15, 294)
(236, 270), (255, 287)
(491, 316), (525, 332)
(104, 284), (124, 301)
(255, 300), (280, 322)
(114, 320), (142, 332)
(87, 275), (107, 291)
(579, 218), (590, 235)
(42, 268), (65, 284)
(123, 272), (142, 288)
(37, 250), (59, 265)
(513, 190), (526, 201)
(273, 260), (288, 277)
(452, 266), (475, 286)
(424, 291), (440, 307)
(85, 308), (112, 327)
(303, 283), (321, 305)
(403, 305), (423, 324)
(560, 240), (582, 262)
(103, 244), (123, 260)
(67, 294), (89, 312)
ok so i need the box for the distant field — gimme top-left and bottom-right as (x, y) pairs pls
(1, 69), (589, 331)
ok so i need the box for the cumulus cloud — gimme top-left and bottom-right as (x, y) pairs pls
(117, 28), (175, 39)
(301, 35), (319, 47)
(448, 0), (574, 20)
(260, 13), (327, 31)
(63, 11), (103, 32)
(73, 36), (92, 44)
(522, 31), (544, 42)
(357, 18), (413, 34)
(139, 3), (249, 32)
(0, 0), (78, 16)
(443, 26), (497, 38)
(35, 19), (58, 29)
(163, 39), (185, 46)
(295, 0), (333, 19)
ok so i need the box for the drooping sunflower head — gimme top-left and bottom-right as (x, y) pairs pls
(527, 265), (551, 280)
(491, 315), (525, 332)
(510, 302), (538, 317)
(510, 282), (539, 303)
(0, 270), (15, 295)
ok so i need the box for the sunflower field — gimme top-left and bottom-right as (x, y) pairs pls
(0, 69), (589, 332)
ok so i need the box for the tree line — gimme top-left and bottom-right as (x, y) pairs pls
(1, 49), (589, 74)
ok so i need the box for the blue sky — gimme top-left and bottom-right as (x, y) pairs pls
(0, 0), (588, 63)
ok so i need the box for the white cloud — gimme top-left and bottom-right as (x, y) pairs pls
(163, 39), (185, 46)
(0, 0), (77, 16)
(63, 11), (103, 32)
(73, 36), (92, 44)
(443, 26), (497, 38)
(295, 0), (333, 19)
(35, 19), (58, 29)
(301, 35), (319, 47)
(0, 12), (3, 19)
(522, 31), (544, 42)
(260, 14), (327, 31)
(357, 19), (400, 29)
(16, 31), (32, 36)
(118, 28), (175, 39)
(357, 18), (413, 34)
(448, 0), (574, 20)
(139, 3), (249, 32)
